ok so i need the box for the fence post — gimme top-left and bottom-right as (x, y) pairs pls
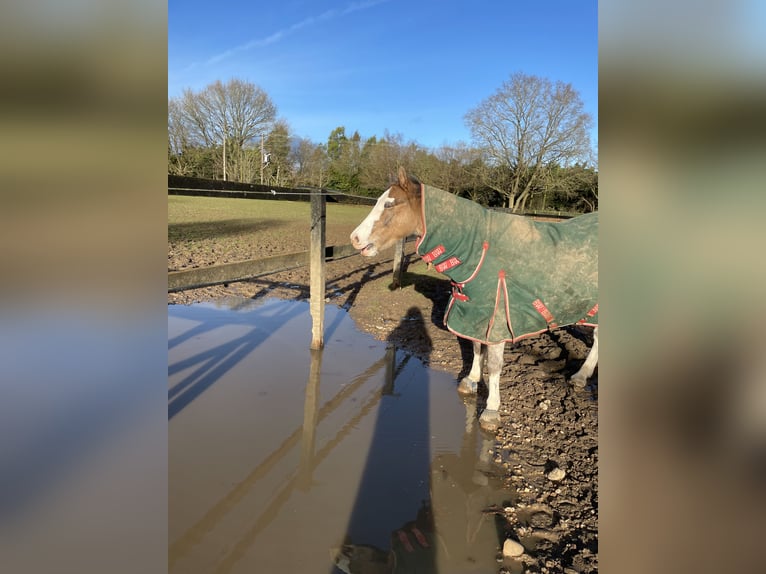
(310, 189), (326, 349)
(391, 238), (405, 289)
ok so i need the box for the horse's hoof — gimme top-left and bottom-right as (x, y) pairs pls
(571, 375), (588, 388)
(457, 377), (478, 395)
(479, 409), (501, 432)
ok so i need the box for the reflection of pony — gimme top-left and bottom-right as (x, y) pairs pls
(351, 167), (598, 431)
(330, 402), (511, 573)
(330, 501), (434, 574)
(330, 543), (390, 574)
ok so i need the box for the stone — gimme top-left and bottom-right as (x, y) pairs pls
(502, 538), (525, 558)
(547, 467), (566, 481)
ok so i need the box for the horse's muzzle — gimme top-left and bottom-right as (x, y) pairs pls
(359, 243), (378, 257)
(351, 233), (377, 256)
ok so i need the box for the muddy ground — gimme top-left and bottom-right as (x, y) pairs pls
(169, 225), (598, 573)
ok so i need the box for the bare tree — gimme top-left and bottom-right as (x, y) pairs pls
(308, 144), (330, 188)
(431, 142), (481, 194)
(290, 137), (320, 186)
(464, 72), (593, 211)
(358, 132), (404, 190)
(168, 98), (194, 176)
(174, 78), (276, 181)
(262, 120), (292, 186)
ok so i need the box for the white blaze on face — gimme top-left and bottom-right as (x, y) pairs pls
(350, 188), (391, 256)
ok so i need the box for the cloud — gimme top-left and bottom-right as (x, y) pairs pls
(187, 0), (390, 70)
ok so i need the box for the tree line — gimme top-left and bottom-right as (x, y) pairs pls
(168, 73), (597, 212)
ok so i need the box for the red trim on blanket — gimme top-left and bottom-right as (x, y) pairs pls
(415, 183), (427, 253)
(586, 303), (598, 317)
(499, 270), (516, 341)
(486, 270), (508, 341)
(445, 323), (553, 345)
(462, 241), (489, 283)
(447, 241), (488, 301)
(443, 296), (455, 328)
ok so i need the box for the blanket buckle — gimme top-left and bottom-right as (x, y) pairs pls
(451, 282), (469, 302)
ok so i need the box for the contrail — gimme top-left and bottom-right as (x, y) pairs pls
(186, 0), (391, 71)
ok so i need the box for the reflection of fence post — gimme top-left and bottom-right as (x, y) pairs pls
(391, 238), (405, 289)
(310, 189), (326, 349)
(383, 344), (396, 396)
(298, 348), (322, 490)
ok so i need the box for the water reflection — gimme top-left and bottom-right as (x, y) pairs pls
(298, 348), (322, 490)
(333, 307), (433, 572)
(168, 297), (515, 573)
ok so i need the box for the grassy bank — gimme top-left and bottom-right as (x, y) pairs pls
(168, 195), (371, 243)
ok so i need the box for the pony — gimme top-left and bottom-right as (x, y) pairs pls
(350, 167), (598, 431)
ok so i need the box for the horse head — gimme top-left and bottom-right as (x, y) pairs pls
(350, 166), (423, 256)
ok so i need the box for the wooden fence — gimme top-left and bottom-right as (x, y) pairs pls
(167, 243), (361, 293)
(169, 187), (409, 349)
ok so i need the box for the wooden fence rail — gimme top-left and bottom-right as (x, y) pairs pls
(167, 244), (360, 293)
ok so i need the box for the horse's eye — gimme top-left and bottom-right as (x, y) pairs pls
(384, 201), (395, 209)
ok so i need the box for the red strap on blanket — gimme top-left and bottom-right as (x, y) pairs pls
(578, 303), (598, 324)
(421, 244), (445, 263)
(435, 256), (461, 273)
(410, 527), (429, 548)
(532, 298), (558, 328)
(451, 282), (469, 301)
(397, 530), (414, 552)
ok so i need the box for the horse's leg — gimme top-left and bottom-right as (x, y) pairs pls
(571, 326), (598, 388)
(457, 340), (484, 395)
(479, 342), (505, 432)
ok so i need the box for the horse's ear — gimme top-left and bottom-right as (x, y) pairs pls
(397, 166), (409, 190)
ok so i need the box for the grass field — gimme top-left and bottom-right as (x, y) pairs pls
(168, 195), (371, 243)
(168, 196), (373, 271)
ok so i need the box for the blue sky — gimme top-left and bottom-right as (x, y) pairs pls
(169, 0), (598, 151)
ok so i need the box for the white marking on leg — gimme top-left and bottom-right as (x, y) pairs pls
(467, 341), (484, 382)
(485, 343), (505, 412)
(459, 340), (484, 395)
(572, 326), (598, 384)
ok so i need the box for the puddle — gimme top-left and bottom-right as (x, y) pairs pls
(169, 297), (516, 573)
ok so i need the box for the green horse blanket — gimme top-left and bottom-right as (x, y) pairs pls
(416, 185), (598, 344)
